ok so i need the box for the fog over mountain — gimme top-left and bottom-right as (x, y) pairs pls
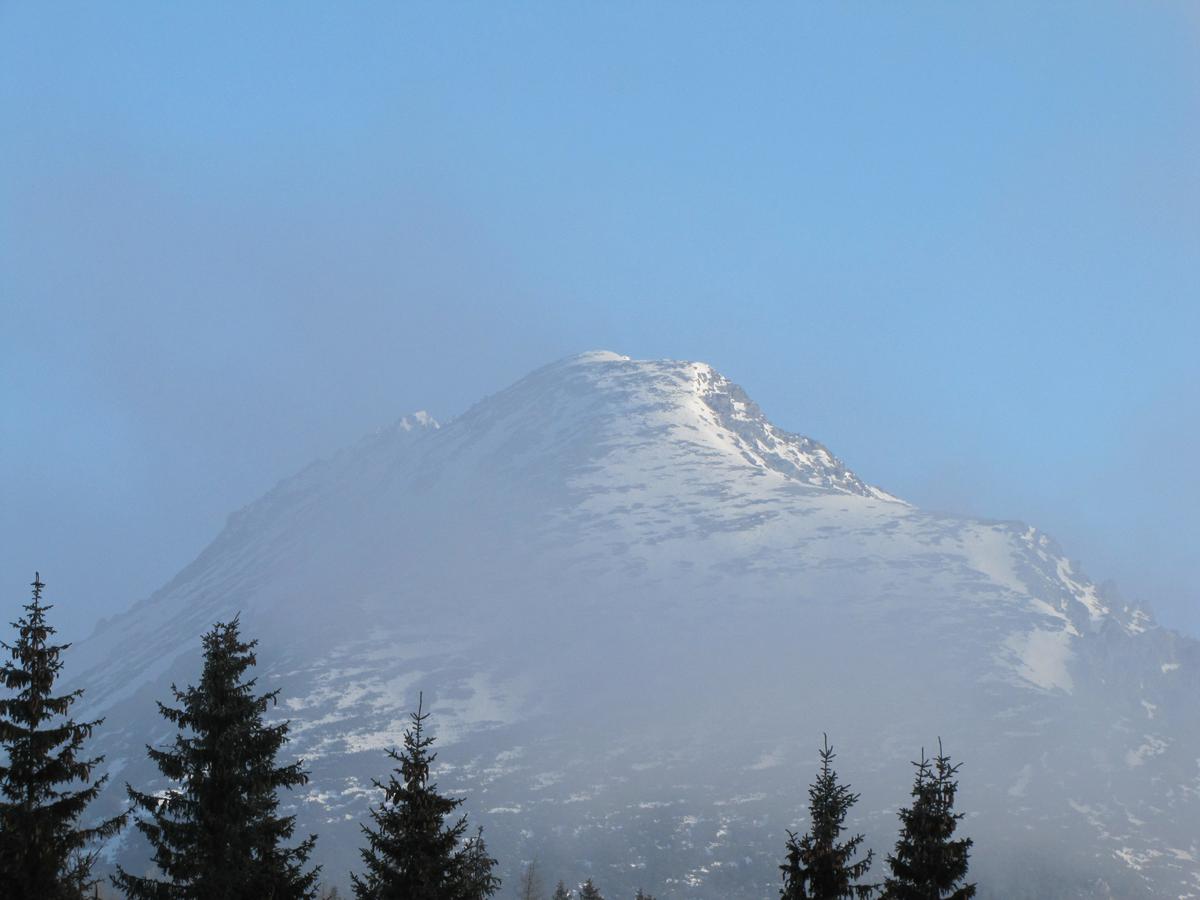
(71, 352), (1200, 898)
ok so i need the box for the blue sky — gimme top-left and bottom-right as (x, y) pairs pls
(2, 3), (1198, 638)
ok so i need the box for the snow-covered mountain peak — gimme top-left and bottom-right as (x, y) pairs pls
(565, 348), (633, 364)
(467, 351), (898, 503)
(66, 351), (1200, 899)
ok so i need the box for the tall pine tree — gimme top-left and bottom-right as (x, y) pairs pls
(881, 741), (975, 900)
(551, 880), (573, 900)
(578, 878), (603, 900)
(113, 617), (319, 899)
(351, 694), (498, 900)
(0, 573), (125, 899)
(780, 734), (875, 900)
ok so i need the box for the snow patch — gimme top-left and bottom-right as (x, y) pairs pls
(1002, 628), (1075, 693)
(1008, 763), (1033, 798)
(1126, 735), (1169, 768)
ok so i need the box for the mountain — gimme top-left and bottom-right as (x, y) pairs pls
(67, 351), (1199, 898)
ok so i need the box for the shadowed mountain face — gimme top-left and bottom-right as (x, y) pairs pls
(70, 352), (1199, 898)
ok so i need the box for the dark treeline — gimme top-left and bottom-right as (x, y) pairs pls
(0, 575), (976, 899)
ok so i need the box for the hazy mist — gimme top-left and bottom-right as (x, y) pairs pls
(2, 2), (1198, 643)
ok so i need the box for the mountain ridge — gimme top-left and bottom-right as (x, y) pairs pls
(64, 351), (1198, 898)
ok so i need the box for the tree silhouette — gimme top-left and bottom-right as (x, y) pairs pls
(780, 734), (875, 899)
(114, 617), (318, 898)
(352, 694), (498, 899)
(0, 573), (124, 899)
(881, 740), (975, 900)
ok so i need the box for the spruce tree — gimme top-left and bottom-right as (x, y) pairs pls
(881, 741), (975, 900)
(352, 694), (498, 900)
(552, 880), (573, 900)
(578, 878), (604, 900)
(0, 573), (125, 899)
(458, 826), (501, 899)
(780, 734), (875, 899)
(113, 617), (319, 899)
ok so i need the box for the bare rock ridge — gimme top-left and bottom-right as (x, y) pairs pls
(70, 351), (1199, 899)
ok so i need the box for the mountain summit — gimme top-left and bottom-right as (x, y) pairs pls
(71, 353), (1198, 898)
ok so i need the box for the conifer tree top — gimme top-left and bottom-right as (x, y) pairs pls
(882, 740), (975, 900)
(0, 573), (125, 899)
(351, 693), (497, 900)
(780, 734), (875, 900)
(114, 616), (318, 900)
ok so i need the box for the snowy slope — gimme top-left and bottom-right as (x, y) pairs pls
(69, 352), (1200, 898)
